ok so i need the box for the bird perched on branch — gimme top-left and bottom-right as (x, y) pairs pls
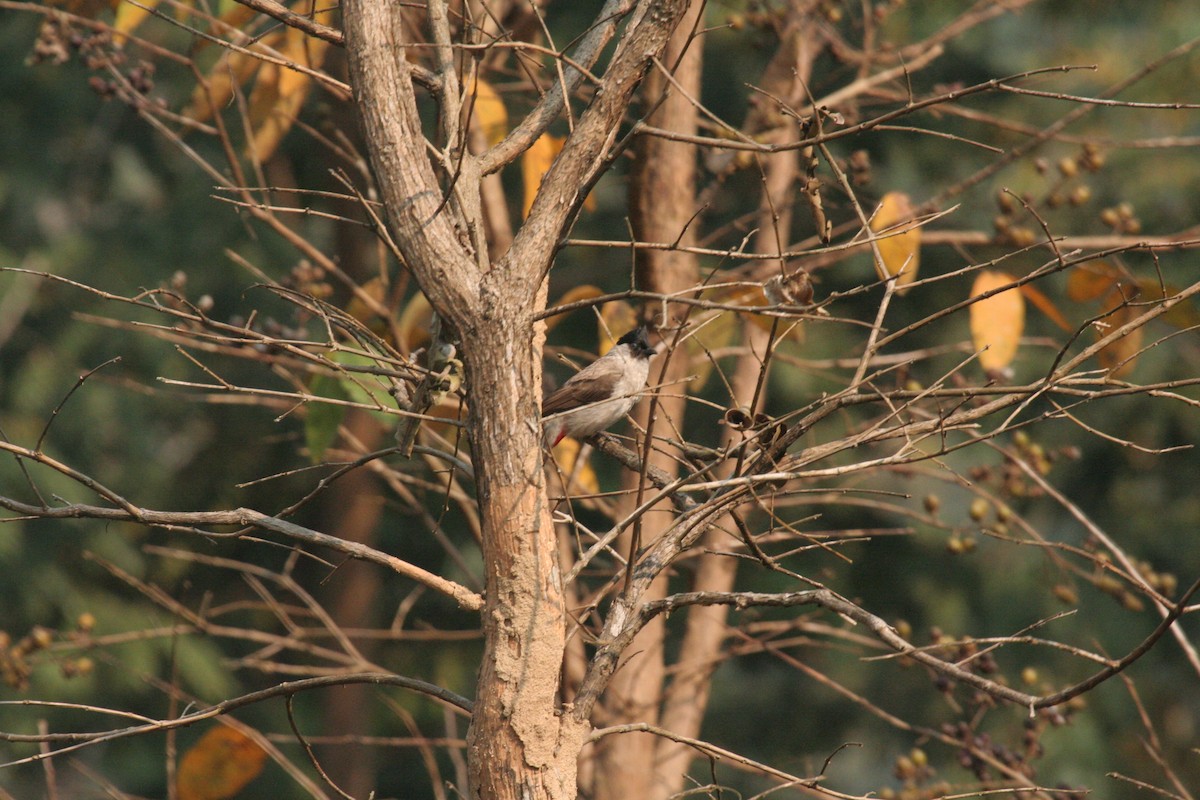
(542, 327), (657, 447)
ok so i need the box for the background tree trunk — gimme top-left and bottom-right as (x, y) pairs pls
(592, 4), (703, 799)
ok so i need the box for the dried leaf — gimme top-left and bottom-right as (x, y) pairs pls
(521, 134), (564, 219)
(869, 191), (920, 289)
(1097, 292), (1144, 378)
(177, 726), (267, 800)
(970, 270), (1025, 374)
(183, 37), (278, 123)
(761, 269), (813, 307)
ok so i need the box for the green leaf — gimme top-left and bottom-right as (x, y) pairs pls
(305, 371), (348, 463)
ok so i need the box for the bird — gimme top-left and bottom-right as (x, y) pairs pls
(542, 326), (657, 447)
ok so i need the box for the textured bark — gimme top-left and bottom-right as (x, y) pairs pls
(591, 4), (703, 799)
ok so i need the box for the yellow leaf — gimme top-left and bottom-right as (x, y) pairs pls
(177, 726), (267, 800)
(544, 286), (606, 332)
(522, 134), (564, 219)
(869, 191), (920, 289)
(112, 0), (159, 46)
(970, 270), (1025, 375)
(550, 438), (599, 495)
(247, 26), (330, 160)
(183, 40), (276, 124)
(245, 58), (281, 124)
(598, 301), (639, 355)
(395, 292), (435, 354)
(710, 282), (807, 341)
(424, 396), (468, 444)
(468, 77), (508, 148)
(210, 2), (257, 33)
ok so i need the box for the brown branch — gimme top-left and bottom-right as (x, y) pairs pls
(232, 0), (345, 47)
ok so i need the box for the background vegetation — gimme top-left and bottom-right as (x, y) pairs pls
(2, 1), (1199, 798)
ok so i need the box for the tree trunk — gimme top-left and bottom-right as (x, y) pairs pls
(462, 313), (588, 800)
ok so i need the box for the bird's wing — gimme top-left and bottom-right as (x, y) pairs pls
(541, 374), (614, 417)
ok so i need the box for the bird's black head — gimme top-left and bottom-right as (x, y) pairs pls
(617, 326), (657, 359)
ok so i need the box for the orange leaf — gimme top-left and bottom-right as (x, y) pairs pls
(869, 191), (920, 289)
(1066, 260), (1119, 302)
(521, 134), (564, 219)
(177, 726), (267, 800)
(970, 270), (1025, 375)
(1019, 283), (1071, 332)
